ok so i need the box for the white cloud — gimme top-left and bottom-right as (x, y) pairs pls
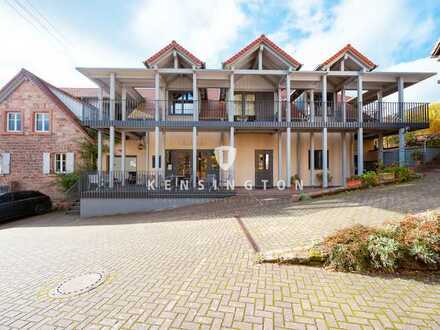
(0, 1), (136, 88)
(280, 0), (435, 69)
(131, 0), (248, 68)
(384, 57), (440, 102)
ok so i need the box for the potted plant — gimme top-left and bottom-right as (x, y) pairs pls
(346, 175), (362, 189)
(291, 174), (301, 190)
(316, 172), (333, 188)
(378, 167), (396, 184)
(411, 149), (423, 166)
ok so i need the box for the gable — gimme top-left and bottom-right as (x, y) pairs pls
(223, 34), (302, 70)
(317, 44), (377, 71)
(144, 41), (205, 69)
(0, 69), (93, 140)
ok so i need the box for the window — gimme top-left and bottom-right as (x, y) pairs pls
(308, 150), (330, 170)
(152, 155), (162, 169)
(7, 112), (21, 131)
(234, 93), (256, 116)
(35, 113), (49, 132)
(169, 91), (193, 115)
(113, 156), (137, 171)
(55, 153), (67, 173)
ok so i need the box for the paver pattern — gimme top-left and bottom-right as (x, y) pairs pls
(0, 171), (440, 329)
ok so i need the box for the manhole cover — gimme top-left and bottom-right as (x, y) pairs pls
(49, 272), (106, 298)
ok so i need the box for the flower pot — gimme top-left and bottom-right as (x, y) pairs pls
(347, 179), (362, 189)
(379, 172), (395, 184)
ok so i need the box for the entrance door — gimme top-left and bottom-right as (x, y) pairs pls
(255, 150), (273, 188)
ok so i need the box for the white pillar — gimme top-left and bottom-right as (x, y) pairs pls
(286, 74), (291, 187)
(98, 87), (103, 120)
(121, 131), (126, 186)
(155, 127), (160, 184)
(322, 75), (328, 188)
(378, 133), (384, 165)
(398, 77), (405, 167)
(161, 130), (166, 177)
(229, 127), (235, 184)
(192, 127), (197, 188)
(193, 71), (198, 121)
(357, 74), (364, 175)
(145, 131), (149, 172)
(322, 75), (327, 120)
(121, 86), (127, 121)
(278, 87), (282, 122)
(286, 75), (291, 122)
(155, 71), (160, 121)
(341, 86), (346, 122)
(341, 132), (347, 187)
(110, 73), (116, 120)
(310, 90), (315, 122)
(97, 87), (103, 174)
(229, 73), (235, 121)
(97, 130), (102, 172)
(109, 73), (116, 187)
(109, 126), (115, 188)
(322, 128), (328, 188)
(296, 132), (301, 178)
(278, 132), (282, 181)
(154, 70), (160, 184)
(310, 133), (315, 186)
(377, 90), (383, 122)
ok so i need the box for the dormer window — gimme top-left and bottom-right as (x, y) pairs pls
(169, 91), (193, 115)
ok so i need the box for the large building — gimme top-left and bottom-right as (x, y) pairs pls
(74, 35), (433, 216)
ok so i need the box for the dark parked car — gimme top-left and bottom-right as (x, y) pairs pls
(0, 191), (52, 221)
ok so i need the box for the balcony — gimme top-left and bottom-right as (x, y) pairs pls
(81, 99), (429, 129)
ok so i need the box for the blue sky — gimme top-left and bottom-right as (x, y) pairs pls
(0, 0), (439, 100)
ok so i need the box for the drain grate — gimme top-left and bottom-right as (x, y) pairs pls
(49, 272), (106, 298)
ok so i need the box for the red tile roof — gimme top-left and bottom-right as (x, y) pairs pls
(318, 44), (377, 71)
(223, 34), (302, 69)
(144, 40), (205, 68)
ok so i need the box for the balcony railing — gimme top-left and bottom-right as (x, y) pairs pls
(81, 100), (429, 125)
(80, 171), (235, 199)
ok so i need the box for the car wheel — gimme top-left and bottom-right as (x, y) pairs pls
(35, 204), (49, 215)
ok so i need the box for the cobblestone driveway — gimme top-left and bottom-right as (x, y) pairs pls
(0, 171), (440, 329)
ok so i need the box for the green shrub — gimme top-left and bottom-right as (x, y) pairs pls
(323, 225), (373, 271)
(321, 212), (440, 273)
(381, 165), (413, 183)
(360, 171), (379, 187)
(410, 240), (439, 264)
(56, 172), (79, 192)
(367, 234), (402, 271)
(298, 192), (311, 201)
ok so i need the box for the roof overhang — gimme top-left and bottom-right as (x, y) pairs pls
(431, 40), (440, 60)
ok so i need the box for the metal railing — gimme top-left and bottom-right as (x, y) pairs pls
(79, 171), (236, 199)
(81, 99), (429, 125)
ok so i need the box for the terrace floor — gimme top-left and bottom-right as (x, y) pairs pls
(1, 170), (440, 329)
